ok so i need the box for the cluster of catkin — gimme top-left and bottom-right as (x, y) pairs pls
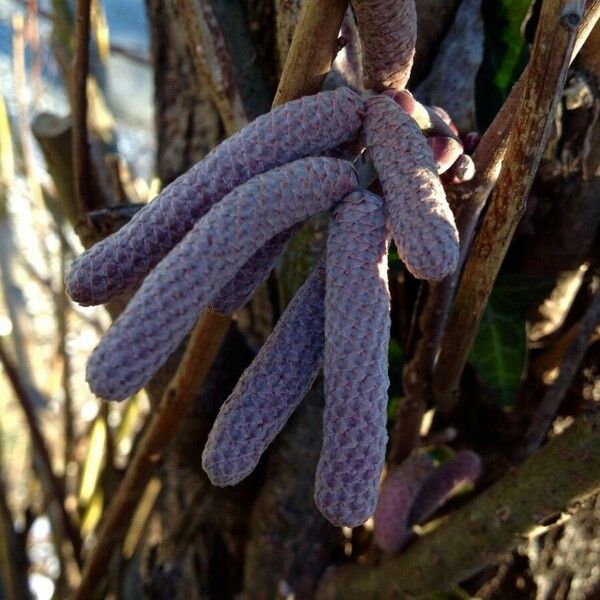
(66, 0), (481, 528)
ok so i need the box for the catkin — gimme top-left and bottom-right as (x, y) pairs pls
(410, 450), (482, 525)
(314, 190), (390, 528)
(86, 157), (358, 401)
(364, 95), (459, 280)
(351, 0), (417, 91)
(373, 454), (435, 552)
(210, 225), (300, 315)
(203, 258), (326, 485)
(66, 88), (365, 306)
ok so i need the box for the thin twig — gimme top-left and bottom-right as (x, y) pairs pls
(0, 339), (83, 566)
(317, 410), (600, 599)
(388, 283), (440, 464)
(521, 273), (600, 456)
(72, 0), (93, 215)
(425, 1), (600, 404)
(433, 0), (588, 411)
(58, 241), (75, 468)
(70, 3), (346, 596)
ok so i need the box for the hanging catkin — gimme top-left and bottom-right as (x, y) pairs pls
(86, 157), (358, 400)
(210, 225), (301, 315)
(66, 88), (365, 306)
(314, 190), (390, 527)
(351, 0), (417, 91)
(203, 258), (325, 485)
(363, 95), (459, 280)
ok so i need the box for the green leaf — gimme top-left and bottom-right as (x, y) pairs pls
(470, 276), (552, 406)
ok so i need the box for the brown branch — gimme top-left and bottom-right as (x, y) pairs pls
(273, 0), (349, 106)
(0, 470), (30, 600)
(433, 0), (587, 411)
(71, 0), (93, 215)
(521, 273), (600, 456)
(317, 410), (600, 598)
(0, 339), (82, 567)
(388, 284), (440, 464)
(424, 2), (600, 389)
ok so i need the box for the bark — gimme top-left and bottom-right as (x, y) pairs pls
(146, 0), (222, 186)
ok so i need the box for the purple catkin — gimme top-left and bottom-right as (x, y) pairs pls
(363, 95), (459, 281)
(203, 258), (326, 485)
(86, 157), (358, 401)
(373, 454), (436, 553)
(314, 190), (390, 528)
(66, 87), (365, 307)
(210, 224), (300, 315)
(351, 0), (417, 92)
(410, 450), (482, 525)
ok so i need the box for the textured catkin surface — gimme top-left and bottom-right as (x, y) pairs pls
(364, 95), (459, 280)
(351, 0), (417, 91)
(410, 450), (482, 525)
(86, 157), (358, 401)
(314, 190), (390, 527)
(203, 258), (326, 485)
(210, 224), (301, 314)
(66, 88), (365, 306)
(373, 454), (435, 552)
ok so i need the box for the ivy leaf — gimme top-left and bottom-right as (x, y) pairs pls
(470, 276), (553, 406)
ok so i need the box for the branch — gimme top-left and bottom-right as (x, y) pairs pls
(72, 0), (93, 215)
(0, 339), (82, 566)
(317, 410), (600, 598)
(0, 471), (30, 600)
(421, 2), (600, 397)
(522, 273), (600, 455)
(433, 0), (587, 411)
(273, 0), (348, 106)
(388, 284), (440, 464)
